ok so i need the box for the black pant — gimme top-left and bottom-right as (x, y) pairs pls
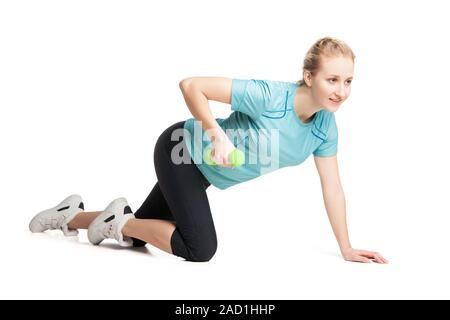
(132, 121), (217, 262)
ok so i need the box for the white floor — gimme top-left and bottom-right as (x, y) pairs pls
(2, 170), (450, 300)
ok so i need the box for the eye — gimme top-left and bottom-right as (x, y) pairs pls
(328, 79), (336, 83)
(346, 80), (352, 84)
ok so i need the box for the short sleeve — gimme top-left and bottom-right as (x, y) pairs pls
(313, 114), (338, 157)
(230, 79), (271, 119)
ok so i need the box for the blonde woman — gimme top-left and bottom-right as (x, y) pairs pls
(29, 37), (388, 264)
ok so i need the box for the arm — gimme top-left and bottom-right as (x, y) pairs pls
(179, 77), (235, 166)
(179, 77), (231, 138)
(314, 155), (388, 263)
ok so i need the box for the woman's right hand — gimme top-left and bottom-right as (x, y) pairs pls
(209, 131), (236, 168)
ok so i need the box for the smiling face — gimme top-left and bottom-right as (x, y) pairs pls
(304, 55), (354, 112)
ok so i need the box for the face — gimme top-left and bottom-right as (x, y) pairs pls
(305, 55), (354, 112)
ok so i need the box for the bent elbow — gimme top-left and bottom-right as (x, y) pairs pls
(179, 78), (193, 91)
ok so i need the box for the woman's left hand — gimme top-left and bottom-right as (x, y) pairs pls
(342, 248), (388, 264)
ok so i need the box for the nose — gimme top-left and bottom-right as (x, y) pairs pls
(335, 84), (346, 99)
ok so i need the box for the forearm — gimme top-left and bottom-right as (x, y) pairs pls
(180, 82), (226, 141)
(321, 187), (352, 253)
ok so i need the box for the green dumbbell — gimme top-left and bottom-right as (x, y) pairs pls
(204, 148), (245, 167)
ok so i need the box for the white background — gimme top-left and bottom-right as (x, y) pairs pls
(1, 0), (449, 299)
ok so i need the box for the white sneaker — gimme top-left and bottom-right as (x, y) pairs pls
(87, 197), (135, 247)
(29, 194), (84, 236)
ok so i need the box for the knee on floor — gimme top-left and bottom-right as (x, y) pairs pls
(188, 240), (218, 262)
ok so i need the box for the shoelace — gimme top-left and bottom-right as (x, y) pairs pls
(43, 215), (65, 229)
(49, 210), (71, 228)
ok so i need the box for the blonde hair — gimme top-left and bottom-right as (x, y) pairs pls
(297, 37), (355, 86)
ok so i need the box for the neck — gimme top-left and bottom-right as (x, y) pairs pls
(294, 84), (323, 123)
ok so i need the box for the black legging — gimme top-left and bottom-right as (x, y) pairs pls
(132, 120), (217, 262)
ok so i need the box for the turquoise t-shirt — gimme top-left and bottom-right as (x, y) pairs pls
(183, 79), (338, 190)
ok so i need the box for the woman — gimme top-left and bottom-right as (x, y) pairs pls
(29, 37), (388, 264)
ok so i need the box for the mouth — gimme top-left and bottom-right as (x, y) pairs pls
(329, 98), (342, 103)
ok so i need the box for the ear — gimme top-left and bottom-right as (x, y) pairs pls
(303, 70), (312, 87)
